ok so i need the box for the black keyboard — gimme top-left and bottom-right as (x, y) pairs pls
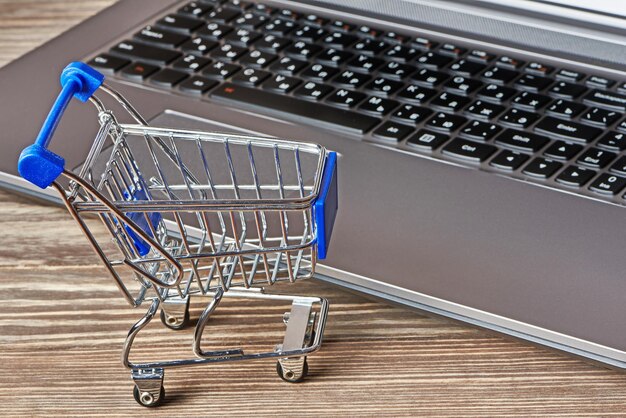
(88, 0), (626, 203)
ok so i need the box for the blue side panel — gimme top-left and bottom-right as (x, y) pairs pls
(123, 188), (162, 257)
(314, 152), (338, 260)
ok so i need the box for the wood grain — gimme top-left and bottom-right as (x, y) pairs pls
(1, 1), (626, 416)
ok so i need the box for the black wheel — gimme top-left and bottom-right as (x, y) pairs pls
(160, 307), (189, 330)
(133, 384), (165, 407)
(276, 357), (309, 383)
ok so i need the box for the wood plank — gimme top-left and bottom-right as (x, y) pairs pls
(1, 1), (626, 415)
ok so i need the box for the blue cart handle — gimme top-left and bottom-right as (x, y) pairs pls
(18, 62), (104, 189)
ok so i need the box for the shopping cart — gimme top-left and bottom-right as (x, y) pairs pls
(18, 62), (338, 407)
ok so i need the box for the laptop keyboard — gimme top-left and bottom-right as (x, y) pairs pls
(88, 0), (626, 203)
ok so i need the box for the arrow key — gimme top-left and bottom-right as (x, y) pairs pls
(523, 157), (563, 178)
(556, 165), (596, 187)
(490, 150), (529, 170)
(543, 140), (583, 160)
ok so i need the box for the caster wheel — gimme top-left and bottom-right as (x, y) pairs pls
(276, 357), (308, 383)
(160, 307), (189, 330)
(133, 384), (165, 407)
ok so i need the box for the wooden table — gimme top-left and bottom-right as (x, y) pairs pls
(1, 1), (626, 416)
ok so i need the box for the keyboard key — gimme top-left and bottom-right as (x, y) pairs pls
(619, 82), (626, 94)
(262, 74), (301, 93)
(468, 49), (495, 63)
(378, 61), (415, 79)
(239, 49), (277, 68)
(111, 40), (181, 65)
(293, 81), (333, 101)
(352, 38), (388, 55)
(292, 24), (326, 42)
(430, 92), (470, 112)
(302, 13), (329, 27)
(406, 129), (449, 150)
(231, 68), (270, 86)
(495, 129), (549, 153)
(597, 131), (626, 151)
(150, 68), (188, 87)
(511, 91), (551, 111)
(232, 12), (269, 29)
(284, 41), (322, 59)
(210, 43), (247, 61)
(134, 26), (189, 48)
(391, 104), (432, 124)
(581, 107), (621, 127)
(576, 147), (616, 168)
(523, 158), (562, 178)
(460, 120), (501, 141)
(556, 166), (596, 187)
(181, 37), (218, 55)
(172, 54), (211, 72)
(356, 25), (383, 38)
(358, 95), (399, 116)
(346, 54), (384, 73)
(416, 52), (453, 70)
(545, 99), (586, 119)
(211, 83), (380, 133)
(206, 6), (241, 23)
(156, 14), (203, 34)
(328, 20), (355, 33)
(514, 74), (553, 92)
(490, 150), (528, 170)
(589, 173), (626, 195)
(300, 63), (337, 81)
(525, 62), (553, 76)
(426, 112), (467, 132)
(499, 108), (539, 129)
(556, 69), (585, 82)
(443, 76), (483, 95)
(372, 121), (413, 142)
(439, 43), (466, 58)
(465, 100), (505, 120)
(410, 68), (448, 88)
(412, 37), (437, 51)
(224, 28), (261, 46)
(202, 60), (241, 79)
(583, 89), (626, 112)
(448, 59), (485, 76)
(534, 116), (602, 143)
(254, 34), (290, 52)
(88, 54), (129, 74)
(396, 84), (436, 104)
(178, 1), (212, 18)
(383, 31), (410, 44)
(197, 22), (233, 41)
(321, 31), (358, 49)
(178, 75), (218, 93)
(543, 141), (582, 160)
(334, 70), (371, 88)
(618, 119), (626, 132)
(119, 62), (159, 80)
(325, 88), (366, 108)
(480, 66), (518, 85)
(442, 138), (496, 162)
(315, 48), (354, 66)
(270, 56), (306, 75)
(263, 18), (297, 35)
(384, 45), (419, 63)
(278, 8), (300, 21)
(477, 83), (516, 103)
(497, 56), (525, 70)
(364, 77), (404, 96)
(610, 156), (626, 175)
(586, 75), (615, 89)
(548, 81), (587, 99)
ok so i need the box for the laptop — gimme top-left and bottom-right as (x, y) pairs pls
(1, 0), (626, 369)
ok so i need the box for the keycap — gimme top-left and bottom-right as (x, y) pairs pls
(284, 41), (322, 59)
(263, 18), (297, 35)
(196, 22), (232, 40)
(547, 81), (587, 100)
(211, 43), (247, 61)
(172, 54), (211, 72)
(300, 63), (337, 81)
(497, 56), (525, 70)
(396, 84), (436, 104)
(495, 129), (549, 153)
(210, 83), (381, 134)
(597, 131), (626, 151)
(406, 129), (449, 150)
(467, 49), (494, 63)
(206, 6), (241, 23)
(346, 54), (384, 73)
(293, 81), (333, 101)
(499, 108), (539, 129)
(134, 26), (189, 48)
(232, 12), (268, 29)
(358, 95), (399, 116)
(293, 24), (326, 42)
(439, 43), (466, 58)
(202, 61), (241, 79)
(448, 59), (485, 77)
(477, 83), (516, 103)
(278, 8), (300, 21)
(356, 25), (383, 38)
(490, 150), (528, 170)
(555, 166), (596, 187)
(586, 75), (615, 89)
(410, 68), (448, 88)
(581, 107), (621, 127)
(576, 147), (616, 168)
(525, 62), (553, 76)
(321, 31), (358, 49)
(480, 66), (517, 85)
(224, 28), (261, 46)
(181, 37), (218, 55)
(302, 13), (329, 27)
(384, 45), (419, 63)
(352, 38), (388, 55)
(239, 49), (277, 68)
(270, 56), (306, 75)
(610, 156), (626, 175)
(178, 75), (218, 93)
(589, 173), (626, 195)
(465, 100), (505, 120)
(231, 67), (271, 86)
(254, 34), (290, 52)
(619, 82), (626, 94)
(543, 141), (582, 160)
(111, 40), (181, 65)
(534, 116), (602, 143)
(88, 54), (130, 74)
(150, 68), (188, 87)
(511, 91), (551, 111)
(618, 119), (626, 133)
(545, 99), (586, 119)
(430, 92), (470, 112)
(416, 52), (453, 70)
(460, 120), (501, 141)
(412, 37), (437, 51)
(556, 69), (585, 82)
(378, 61), (415, 80)
(426, 112), (467, 132)
(156, 14), (203, 34)
(364, 77), (403, 96)
(443, 76), (483, 95)
(523, 158), (562, 178)
(333, 70), (371, 88)
(325, 88), (366, 108)
(373, 121), (413, 142)
(514, 74), (553, 92)
(315, 48), (354, 66)
(328, 20), (355, 33)
(583, 89), (626, 112)
(120, 62), (159, 80)
(178, 1), (213, 18)
(442, 138), (496, 162)
(391, 104), (432, 125)
(262, 74), (301, 93)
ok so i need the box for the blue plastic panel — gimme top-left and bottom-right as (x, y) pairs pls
(314, 151), (338, 260)
(123, 187), (162, 257)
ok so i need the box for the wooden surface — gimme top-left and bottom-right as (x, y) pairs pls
(2, 1), (626, 416)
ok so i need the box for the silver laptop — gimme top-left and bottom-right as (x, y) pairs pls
(2, 0), (626, 369)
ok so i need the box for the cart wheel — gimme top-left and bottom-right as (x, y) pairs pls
(160, 307), (188, 330)
(133, 384), (165, 407)
(276, 357), (308, 383)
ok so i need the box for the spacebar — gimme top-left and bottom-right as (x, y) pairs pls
(210, 83), (380, 134)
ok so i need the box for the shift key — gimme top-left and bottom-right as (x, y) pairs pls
(534, 116), (602, 143)
(110, 40), (181, 65)
(211, 83), (381, 134)
(442, 138), (496, 162)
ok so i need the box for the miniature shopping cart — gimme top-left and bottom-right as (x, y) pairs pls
(18, 62), (338, 407)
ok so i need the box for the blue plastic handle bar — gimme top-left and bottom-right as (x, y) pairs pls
(314, 151), (338, 260)
(17, 62), (104, 189)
